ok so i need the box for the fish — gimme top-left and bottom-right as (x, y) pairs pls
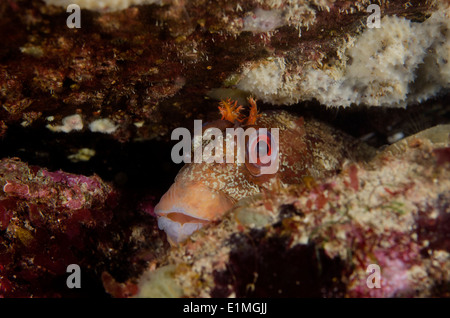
(154, 98), (375, 244)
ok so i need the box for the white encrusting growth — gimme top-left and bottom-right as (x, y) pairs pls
(68, 148), (96, 162)
(43, 0), (162, 11)
(46, 114), (83, 133)
(89, 118), (118, 134)
(243, 8), (284, 33)
(237, 8), (450, 107)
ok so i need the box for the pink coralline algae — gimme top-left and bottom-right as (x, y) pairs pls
(132, 127), (450, 298)
(0, 158), (116, 297)
(0, 0), (449, 299)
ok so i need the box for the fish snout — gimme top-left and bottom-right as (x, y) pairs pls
(154, 182), (234, 244)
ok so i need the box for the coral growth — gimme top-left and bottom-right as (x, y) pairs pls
(134, 125), (450, 297)
(237, 6), (450, 106)
(43, 0), (162, 11)
(0, 0), (444, 142)
(0, 158), (166, 297)
(0, 0), (449, 298)
(0, 159), (115, 296)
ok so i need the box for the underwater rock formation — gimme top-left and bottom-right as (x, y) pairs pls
(0, 159), (114, 296)
(43, 0), (162, 12)
(0, 158), (166, 297)
(237, 6), (450, 106)
(133, 125), (450, 298)
(0, 0), (449, 298)
(0, 0), (447, 141)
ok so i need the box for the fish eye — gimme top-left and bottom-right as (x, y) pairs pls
(245, 129), (278, 176)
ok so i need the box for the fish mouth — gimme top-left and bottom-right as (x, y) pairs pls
(154, 182), (234, 244)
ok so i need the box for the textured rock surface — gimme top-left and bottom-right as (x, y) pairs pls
(44, 0), (162, 11)
(0, 0), (447, 141)
(0, 0), (449, 298)
(0, 158), (167, 297)
(134, 125), (450, 298)
(237, 7), (450, 106)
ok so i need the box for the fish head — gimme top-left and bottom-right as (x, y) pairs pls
(154, 105), (313, 244)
